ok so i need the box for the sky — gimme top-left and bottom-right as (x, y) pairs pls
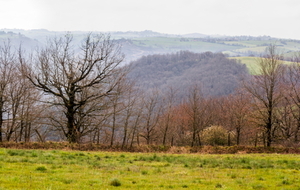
(1, 0), (300, 39)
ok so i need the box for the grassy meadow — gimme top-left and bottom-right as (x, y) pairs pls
(0, 148), (300, 189)
(131, 37), (243, 53)
(229, 56), (262, 74)
(230, 56), (295, 75)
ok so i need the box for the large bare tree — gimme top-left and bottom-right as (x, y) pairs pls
(243, 45), (285, 147)
(25, 33), (126, 143)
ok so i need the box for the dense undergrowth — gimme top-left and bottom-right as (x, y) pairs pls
(0, 142), (299, 154)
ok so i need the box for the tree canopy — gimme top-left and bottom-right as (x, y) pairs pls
(128, 51), (249, 97)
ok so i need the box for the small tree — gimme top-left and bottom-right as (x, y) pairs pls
(219, 88), (251, 145)
(140, 90), (162, 145)
(184, 85), (212, 146)
(160, 87), (177, 146)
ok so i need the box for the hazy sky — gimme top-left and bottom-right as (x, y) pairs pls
(1, 0), (300, 39)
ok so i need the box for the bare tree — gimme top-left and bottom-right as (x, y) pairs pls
(0, 41), (43, 142)
(24, 33), (126, 143)
(129, 96), (144, 147)
(171, 103), (192, 146)
(276, 97), (296, 144)
(219, 88), (251, 145)
(107, 79), (127, 146)
(160, 87), (177, 146)
(0, 40), (18, 142)
(140, 90), (162, 145)
(184, 85), (212, 146)
(119, 81), (141, 148)
(283, 52), (300, 143)
(243, 45), (285, 147)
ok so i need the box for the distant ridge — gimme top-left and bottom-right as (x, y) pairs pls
(1, 29), (299, 63)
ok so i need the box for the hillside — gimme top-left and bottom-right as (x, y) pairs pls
(230, 56), (295, 74)
(1, 29), (300, 63)
(128, 51), (249, 97)
(0, 31), (41, 50)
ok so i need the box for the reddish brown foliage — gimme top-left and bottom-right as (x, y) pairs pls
(0, 142), (299, 154)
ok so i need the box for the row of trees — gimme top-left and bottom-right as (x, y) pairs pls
(0, 34), (299, 147)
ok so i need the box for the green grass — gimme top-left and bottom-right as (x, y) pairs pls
(0, 148), (300, 189)
(230, 56), (260, 74)
(224, 40), (300, 50)
(131, 37), (243, 53)
(230, 56), (295, 74)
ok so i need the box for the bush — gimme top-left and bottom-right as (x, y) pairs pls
(215, 183), (223, 188)
(110, 178), (121, 186)
(35, 166), (47, 172)
(201, 126), (229, 146)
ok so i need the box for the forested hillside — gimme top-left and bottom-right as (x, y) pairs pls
(128, 51), (249, 96)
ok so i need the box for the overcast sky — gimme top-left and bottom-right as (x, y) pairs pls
(1, 0), (300, 39)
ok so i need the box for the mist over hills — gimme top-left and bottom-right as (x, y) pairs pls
(1, 29), (299, 62)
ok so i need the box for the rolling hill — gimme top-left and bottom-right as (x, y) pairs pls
(128, 51), (249, 97)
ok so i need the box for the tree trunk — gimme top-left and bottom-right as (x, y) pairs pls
(191, 125), (197, 147)
(110, 125), (115, 146)
(227, 132), (231, 146)
(162, 123), (169, 146)
(295, 120), (300, 143)
(0, 108), (2, 142)
(0, 99), (3, 142)
(25, 123), (31, 142)
(121, 116), (129, 149)
(254, 133), (258, 147)
(236, 127), (241, 145)
(266, 125), (272, 147)
(266, 108), (273, 147)
(66, 107), (77, 143)
(197, 132), (202, 146)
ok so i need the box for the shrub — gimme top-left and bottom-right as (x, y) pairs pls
(7, 150), (24, 156)
(231, 174), (237, 179)
(201, 126), (229, 146)
(110, 178), (121, 186)
(282, 178), (291, 185)
(35, 166), (47, 172)
(215, 183), (222, 188)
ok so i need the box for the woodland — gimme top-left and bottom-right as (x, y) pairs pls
(0, 31), (300, 148)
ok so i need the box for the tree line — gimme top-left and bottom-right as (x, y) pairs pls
(0, 33), (299, 148)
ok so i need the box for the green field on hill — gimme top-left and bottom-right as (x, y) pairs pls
(130, 37), (300, 57)
(131, 37), (243, 53)
(0, 148), (299, 189)
(230, 57), (295, 74)
(229, 57), (260, 74)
